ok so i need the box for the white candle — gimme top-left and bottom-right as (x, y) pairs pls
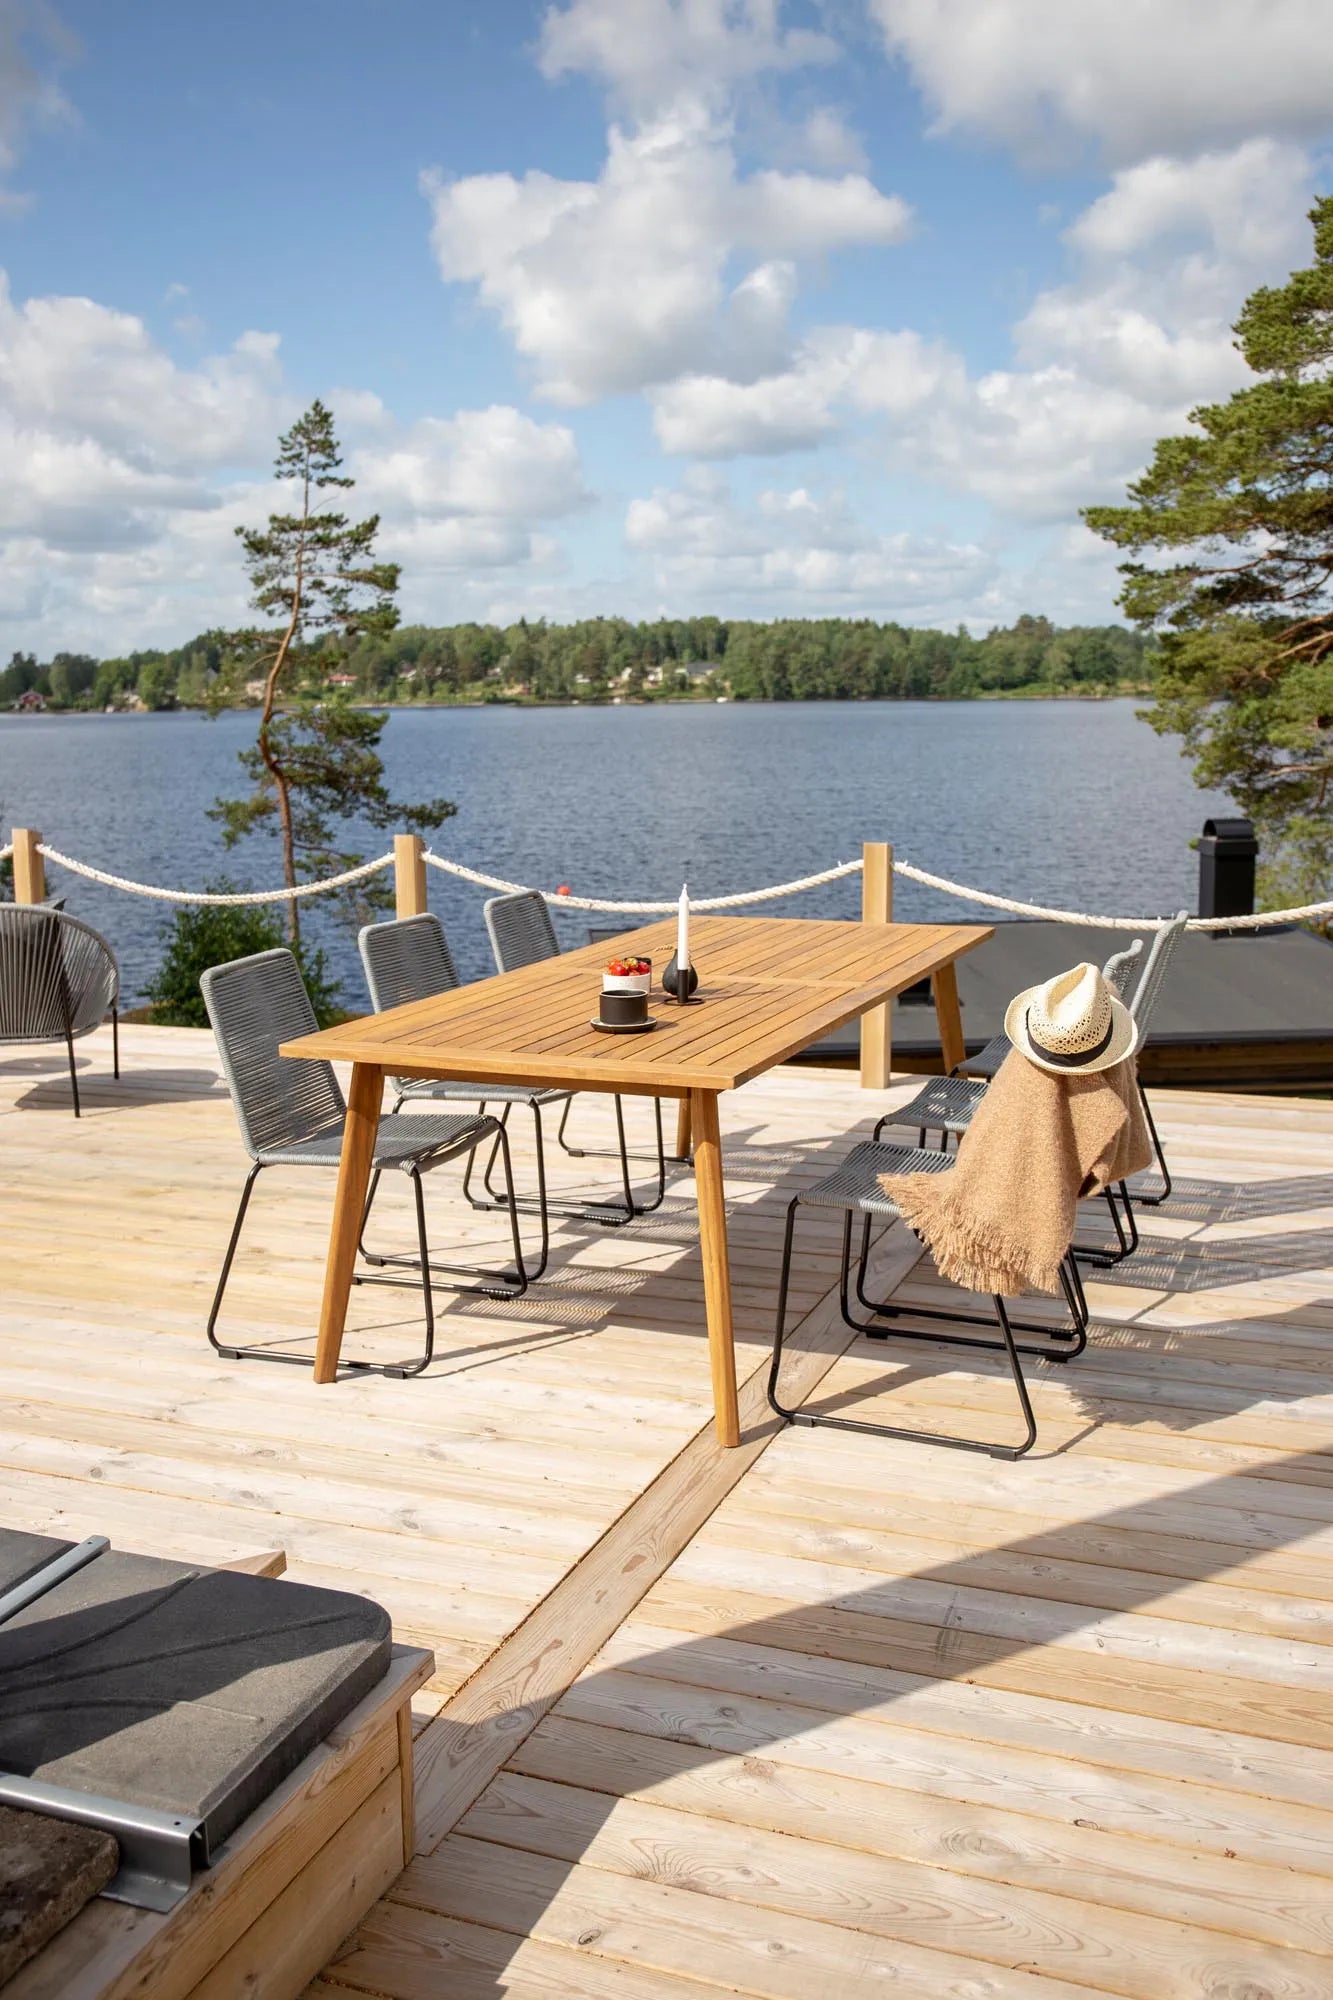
(677, 882), (690, 972)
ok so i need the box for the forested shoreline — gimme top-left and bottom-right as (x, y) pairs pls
(1, 613), (1152, 713)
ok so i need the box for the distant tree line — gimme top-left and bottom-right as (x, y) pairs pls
(0, 613), (1152, 712)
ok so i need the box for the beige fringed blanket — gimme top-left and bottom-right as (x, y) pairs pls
(880, 1052), (1151, 1298)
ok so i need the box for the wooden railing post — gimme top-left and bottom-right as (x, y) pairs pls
(394, 833), (427, 919)
(11, 828), (45, 905)
(859, 840), (893, 1089)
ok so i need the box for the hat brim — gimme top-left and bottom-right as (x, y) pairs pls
(1003, 984), (1140, 1076)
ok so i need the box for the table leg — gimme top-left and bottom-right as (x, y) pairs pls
(690, 1088), (739, 1447)
(932, 961), (966, 1074)
(313, 1062), (383, 1385)
(675, 1097), (692, 1161)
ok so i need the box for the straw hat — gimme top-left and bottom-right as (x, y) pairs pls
(1004, 961), (1139, 1076)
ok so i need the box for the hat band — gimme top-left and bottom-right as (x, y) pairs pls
(1025, 1006), (1116, 1069)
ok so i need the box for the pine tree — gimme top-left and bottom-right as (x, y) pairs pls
(1085, 198), (1333, 923)
(213, 401), (453, 941)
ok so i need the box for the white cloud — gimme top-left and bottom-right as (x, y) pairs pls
(0, 280), (286, 473)
(354, 406), (591, 579)
(870, 0), (1333, 164)
(538, 0), (838, 119)
(650, 367), (837, 455)
(625, 469), (998, 615)
(790, 105), (869, 175)
(648, 324), (962, 455)
(1064, 138), (1311, 272)
(424, 97), (910, 405)
(0, 276), (595, 652)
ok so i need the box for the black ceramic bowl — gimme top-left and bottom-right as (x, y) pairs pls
(599, 989), (648, 1026)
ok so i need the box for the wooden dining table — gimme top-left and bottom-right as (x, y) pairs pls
(282, 913), (992, 1445)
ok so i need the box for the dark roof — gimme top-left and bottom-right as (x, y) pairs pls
(812, 918), (1333, 1060)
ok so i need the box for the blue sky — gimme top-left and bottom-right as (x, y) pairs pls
(2, 0), (1329, 651)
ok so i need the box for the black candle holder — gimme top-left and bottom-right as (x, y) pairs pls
(662, 953), (701, 1004)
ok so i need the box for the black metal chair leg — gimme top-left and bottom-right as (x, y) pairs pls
(351, 1169), (436, 1377)
(1134, 1087), (1172, 1206)
(207, 1165), (262, 1355)
(209, 1163), (434, 1374)
(558, 1091), (672, 1190)
(356, 1144), (530, 1301)
(1072, 1179), (1140, 1267)
(852, 1213), (1083, 1357)
(555, 1094), (580, 1157)
(767, 1204), (1040, 1457)
(477, 1103), (514, 1208)
(468, 1097), (629, 1241)
(475, 1101), (551, 1283)
(493, 1123), (530, 1295)
(343, 1167), (436, 1378)
(65, 1021), (80, 1118)
(356, 1170), (385, 1263)
(460, 1099), (490, 1209)
(612, 1095), (636, 1215)
(111, 1005), (120, 1080)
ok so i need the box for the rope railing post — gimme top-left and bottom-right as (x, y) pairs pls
(12, 829), (44, 905)
(859, 840), (893, 1090)
(394, 834), (427, 920)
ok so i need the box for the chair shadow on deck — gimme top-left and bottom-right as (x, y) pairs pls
(3, 1047), (226, 1111)
(212, 1110), (874, 1376)
(329, 1436), (1333, 1997)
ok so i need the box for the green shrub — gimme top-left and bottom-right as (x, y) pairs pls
(146, 888), (343, 1027)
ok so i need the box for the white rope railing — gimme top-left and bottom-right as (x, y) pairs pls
(35, 843), (394, 905)
(881, 859), (1333, 932)
(12, 837), (1333, 931)
(421, 849), (863, 913)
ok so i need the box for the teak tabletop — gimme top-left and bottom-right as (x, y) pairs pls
(283, 915), (993, 1444)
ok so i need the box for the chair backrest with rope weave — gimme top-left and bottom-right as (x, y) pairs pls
(484, 890), (561, 973)
(1128, 912), (1189, 1026)
(360, 913), (461, 1015)
(0, 905), (117, 1046)
(201, 948), (345, 1163)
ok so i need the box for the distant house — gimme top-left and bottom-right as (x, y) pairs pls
(14, 688), (46, 712)
(244, 678), (268, 700)
(326, 672), (358, 689)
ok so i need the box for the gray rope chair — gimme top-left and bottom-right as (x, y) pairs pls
(890, 937), (1147, 1268)
(359, 913), (578, 1280)
(768, 1141), (1090, 1460)
(483, 890), (668, 1224)
(0, 905), (119, 1117)
(201, 948), (527, 1378)
(893, 917), (1187, 1250)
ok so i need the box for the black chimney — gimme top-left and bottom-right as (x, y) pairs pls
(1197, 817), (1256, 929)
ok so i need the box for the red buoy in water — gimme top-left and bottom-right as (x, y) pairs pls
(556, 884), (571, 896)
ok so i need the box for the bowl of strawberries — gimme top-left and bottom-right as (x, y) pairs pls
(601, 954), (653, 995)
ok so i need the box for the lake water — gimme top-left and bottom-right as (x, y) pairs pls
(0, 700), (1229, 1005)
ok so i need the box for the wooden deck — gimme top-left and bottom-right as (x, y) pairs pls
(4, 1026), (1333, 1998)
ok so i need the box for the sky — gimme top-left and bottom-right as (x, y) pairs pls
(2, 0), (1330, 654)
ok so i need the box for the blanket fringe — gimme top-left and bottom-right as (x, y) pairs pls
(882, 1174), (1067, 1299)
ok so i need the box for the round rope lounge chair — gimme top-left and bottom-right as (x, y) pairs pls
(768, 1141), (1089, 1461)
(201, 948), (527, 1379)
(359, 912), (576, 1281)
(483, 890), (668, 1225)
(0, 904), (119, 1117)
